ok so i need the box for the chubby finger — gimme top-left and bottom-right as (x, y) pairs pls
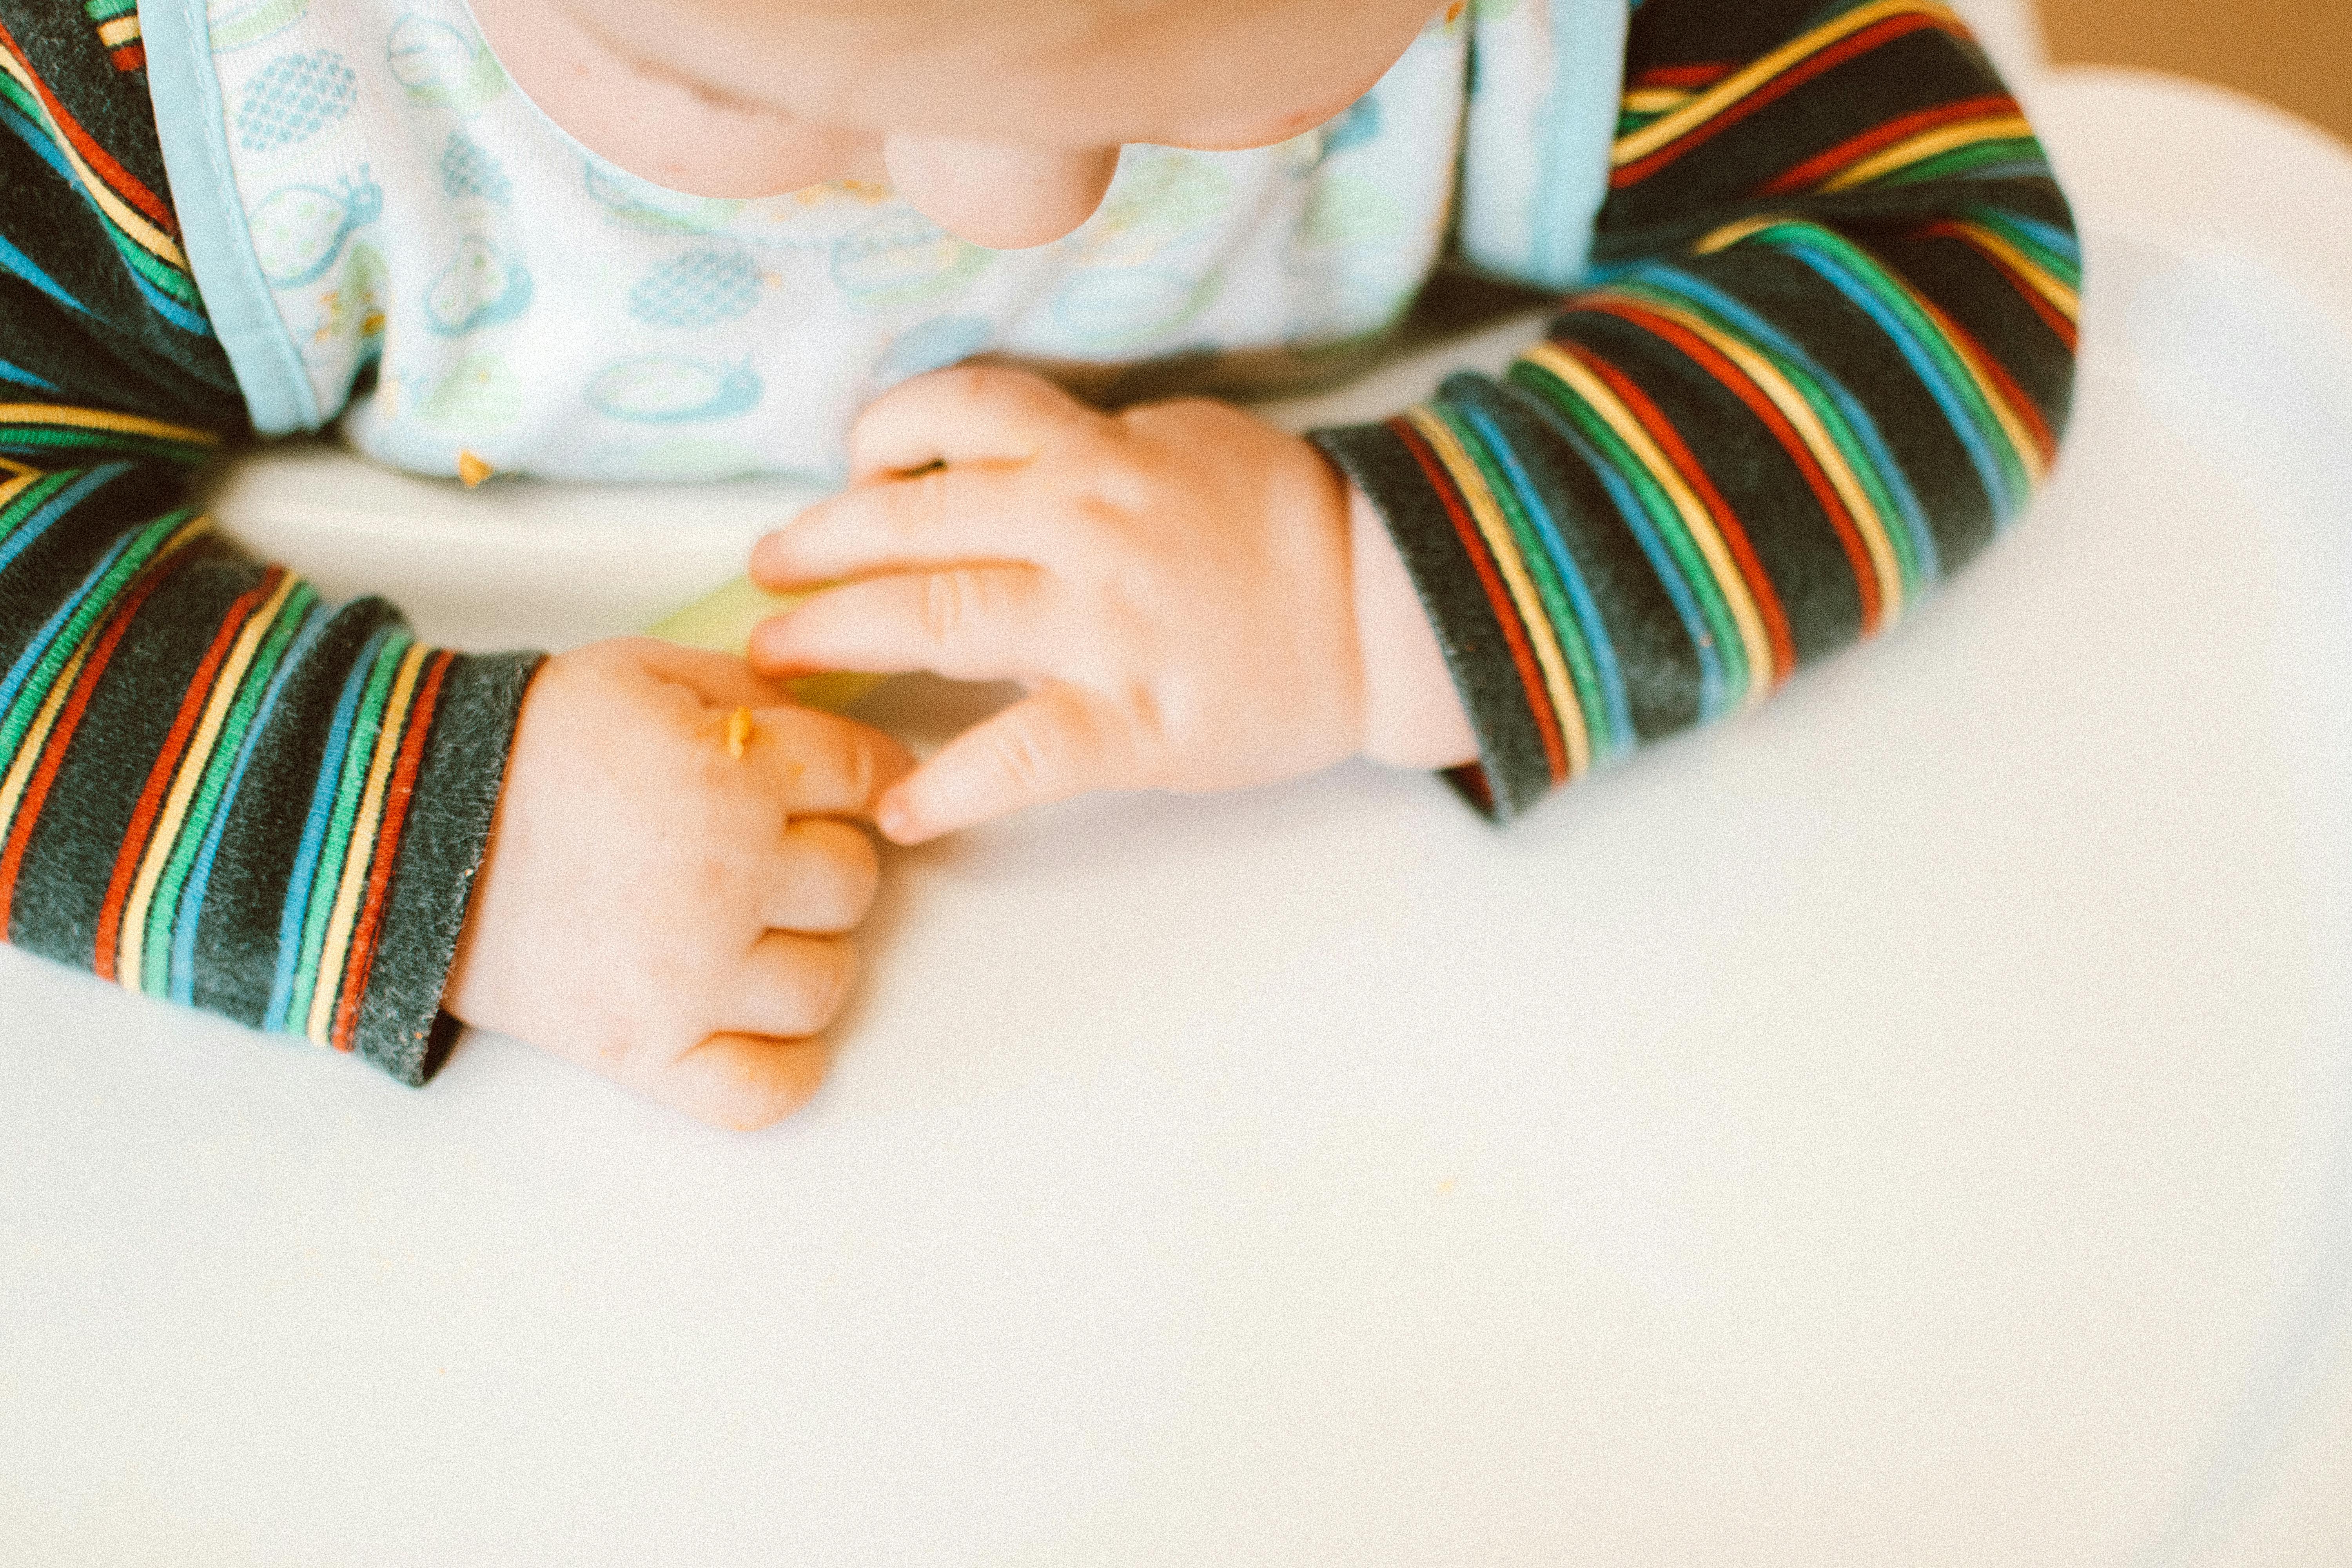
(659, 1031), (835, 1131)
(723, 929), (858, 1040)
(848, 363), (1102, 481)
(875, 684), (1117, 844)
(763, 818), (882, 933)
(751, 463), (1032, 592)
(749, 566), (1050, 684)
(739, 704), (916, 818)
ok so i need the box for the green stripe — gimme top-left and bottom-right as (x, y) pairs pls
(84, 0), (139, 21)
(0, 470), (77, 543)
(105, 226), (201, 307)
(1509, 356), (1752, 697)
(1872, 138), (2044, 189)
(141, 582), (319, 995)
(1619, 278), (1927, 595)
(287, 635), (410, 1021)
(0, 425), (212, 466)
(0, 510), (195, 764)
(1431, 404), (1613, 755)
(1965, 207), (2081, 288)
(1745, 219), (2029, 508)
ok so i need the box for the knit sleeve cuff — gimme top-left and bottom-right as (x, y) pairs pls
(1312, 416), (1559, 823)
(345, 648), (541, 1085)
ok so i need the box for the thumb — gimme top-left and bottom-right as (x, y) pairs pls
(877, 684), (1118, 844)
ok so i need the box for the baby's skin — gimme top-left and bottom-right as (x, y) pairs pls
(444, 0), (1480, 1127)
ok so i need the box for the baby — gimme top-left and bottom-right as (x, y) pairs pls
(0, 0), (2077, 1125)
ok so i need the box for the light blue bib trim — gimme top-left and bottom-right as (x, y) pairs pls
(138, 0), (322, 435)
(1528, 0), (1630, 289)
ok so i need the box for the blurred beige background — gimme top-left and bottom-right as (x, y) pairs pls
(2040, 0), (2352, 142)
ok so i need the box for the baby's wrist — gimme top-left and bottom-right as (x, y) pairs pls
(1347, 486), (1478, 771)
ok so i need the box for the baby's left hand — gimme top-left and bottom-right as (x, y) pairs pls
(748, 365), (1366, 843)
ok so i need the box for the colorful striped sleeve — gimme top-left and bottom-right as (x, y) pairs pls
(0, 7), (538, 1084)
(1311, 0), (2079, 819)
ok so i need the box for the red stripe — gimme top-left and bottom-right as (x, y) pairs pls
(1580, 297), (1884, 633)
(1915, 293), (2058, 466)
(329, 651), (452, 1053)
(1912, 221), (2079, 353)
(1567, 345), (1798, 682)
(1632, 64), (1735, 90)
(93, 569), (279, 980)
(0, 563), (175, 932)
(108, 42), (145, 73)
(1444, 762), (1497, 815)
(1758, 94), (2020, 196)
(1389, 418), (1570, 786)
(0, 20), (179, 236)
(1612, 11), (1958, 189)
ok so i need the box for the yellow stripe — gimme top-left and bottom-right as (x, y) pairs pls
(1522, 341), (1777, 704)
(0, 403), (219, 447)
(1622, 87), (1694, 114)
(0, 516), (207, 839)
(1602, 290), (1905, 620)
(1614, 0), (1959, 168)
(0, 641), (91, 839)
(1936, 318), (2048, 483)
(305, 643), (428, 1044)
(1402, 409), (1592, 777)
(95, 15), (140, 46)
(1820, 115), (2036, 191)
(0, 471), (37, 511)
(117, 572), (300, 991)
(1689, 215), (2047, 483)
(1694, 214), (1791, 258)
(0, 49), (187, 270)
(1945, 221), (2080, 323)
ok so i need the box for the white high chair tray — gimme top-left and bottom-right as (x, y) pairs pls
(5, 68), (2350, 1566)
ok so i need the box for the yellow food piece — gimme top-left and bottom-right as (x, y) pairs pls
(456, 450), (494, 488)
(647, 575), (882, 714)
(725, 706), (752, 759)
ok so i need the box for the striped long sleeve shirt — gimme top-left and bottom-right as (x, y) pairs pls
(1316, 0), (2077, 817)
(0, 0), (2075, 1081)
(0, 2), (536, 1082)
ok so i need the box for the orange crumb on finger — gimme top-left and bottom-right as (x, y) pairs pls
(725, 706), (753, 760)
(457, 450), (494, 488)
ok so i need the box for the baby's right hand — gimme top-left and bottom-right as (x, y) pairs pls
(443, 639), (913, 1129)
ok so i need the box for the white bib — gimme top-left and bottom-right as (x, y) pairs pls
(145, 0), (1626, 484)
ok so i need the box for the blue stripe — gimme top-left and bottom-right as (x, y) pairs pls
(1994, 211), (2082, 269)
(2, 89), (210, 339)
(1623, 263), (1940, 582)
(123, 258), (213, 338)
(171, 596), (328, 1004)
(1502, 380), (1730, 722)
(0, 507), (164, 724)
(0, 356), (60, 393)
(0, 94), (75, 187)
(1763, 226), (2018, 517)
(0, 464), (123, 577)
(0, 230), (92, 319)
(264, 622), (395, 1031)
(1455, 395), (1635, 757)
